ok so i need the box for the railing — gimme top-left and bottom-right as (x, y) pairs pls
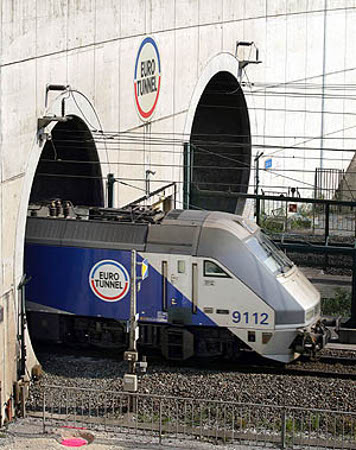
(258, 198), (356, 237)
(314, 168), (345, 201)
(27, 385), (356, 449)
(313, 203), (356, 236)
(255, 195), (356, 238)
(121, 181), (177, 210)
(192, 189), (356, 239)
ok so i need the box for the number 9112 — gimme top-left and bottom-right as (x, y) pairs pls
(232, 311), (269, 325)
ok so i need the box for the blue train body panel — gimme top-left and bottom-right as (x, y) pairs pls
(25, 244), (215, 327)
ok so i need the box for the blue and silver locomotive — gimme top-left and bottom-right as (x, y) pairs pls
(25, 208), (328, 363)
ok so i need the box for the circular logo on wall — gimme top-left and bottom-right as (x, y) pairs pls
(89, 260), (130, 302)
(134, 36), (161, 121)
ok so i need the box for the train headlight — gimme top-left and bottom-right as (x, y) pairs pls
(305, 308), (314, 322)
(314, 303), (320, 316)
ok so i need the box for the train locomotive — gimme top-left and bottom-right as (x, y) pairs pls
(24, 207), (329, 363)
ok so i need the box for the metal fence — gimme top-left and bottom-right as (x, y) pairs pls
(314, 168), (345, 201)
(248, 195), (356, 238)
(257, 198), (356, 237)
(312, 203), (356, 236)
(188, 189), (356, 237)
(27, 385), (356, 449)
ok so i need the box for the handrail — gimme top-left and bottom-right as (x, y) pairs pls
(122, 182), (177, 209)
(191, 187), (356, 207)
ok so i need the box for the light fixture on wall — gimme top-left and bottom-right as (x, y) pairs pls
(37, 84), (71, 142)
(235, 41), (262, 80)
(44, 84), (70, 108)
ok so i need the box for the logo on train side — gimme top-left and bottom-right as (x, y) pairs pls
(89, 260), (130, 302)
(134, 36), (161, 120)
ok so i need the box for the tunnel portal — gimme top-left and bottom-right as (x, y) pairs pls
(189, 72), (251, 213)
(30, 116), (104, 207)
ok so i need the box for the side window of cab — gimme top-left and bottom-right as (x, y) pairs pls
(204, 260), (230, 278)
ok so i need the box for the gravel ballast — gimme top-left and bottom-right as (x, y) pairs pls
(28, 349), (356, 412)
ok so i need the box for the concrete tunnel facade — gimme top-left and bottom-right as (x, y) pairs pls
(1, 0), (356, 422)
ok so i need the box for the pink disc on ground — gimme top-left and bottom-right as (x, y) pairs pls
(61, 437), (88, 447)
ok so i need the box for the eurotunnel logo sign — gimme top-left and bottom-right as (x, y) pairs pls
(134, 36), (161, 121)
(89, 260), (130, 302)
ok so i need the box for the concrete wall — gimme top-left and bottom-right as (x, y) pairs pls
(1, 0), (356, 423)
(336, 153), (356, 200)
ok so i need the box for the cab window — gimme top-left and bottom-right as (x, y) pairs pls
(204, 260), (230, 278)
(246, 232), (293, 275)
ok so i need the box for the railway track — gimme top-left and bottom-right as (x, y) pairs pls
(285, 356), (356, 380)
(191, 353), (356, 381)
(33, 340), (356, 380)
(224, 364), (356, 381)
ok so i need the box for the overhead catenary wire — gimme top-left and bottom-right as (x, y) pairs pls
(43, 137), (353, 186)
(34, 162), (322, 192)
(49, 131), (353, 146)
(51, 128), (356, 140)
(39, 157), (356, 175)
(50, 137), (356, 154)
(33, 173), (356, 194)
(54, 126), (356, 144)
(46, 127), (356, 152)
(46, 137), (354, 200)
(46, 130), (356, 166)
(35, 137), (356, 196)
(46, 128), (355, 195)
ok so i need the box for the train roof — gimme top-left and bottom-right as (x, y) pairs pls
(25, 209), (257, 255)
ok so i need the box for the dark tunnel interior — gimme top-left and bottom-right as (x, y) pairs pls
(30, 116), (104, 207)
(189, 72), (251, 213)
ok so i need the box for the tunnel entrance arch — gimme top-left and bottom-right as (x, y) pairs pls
(14, 96), (107, 375)
(30, 115), (104, 207)
(184, 54), (251, 213)
(25, 115), (104, 345)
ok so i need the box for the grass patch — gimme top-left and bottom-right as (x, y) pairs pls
(321, 288), (351, 317)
